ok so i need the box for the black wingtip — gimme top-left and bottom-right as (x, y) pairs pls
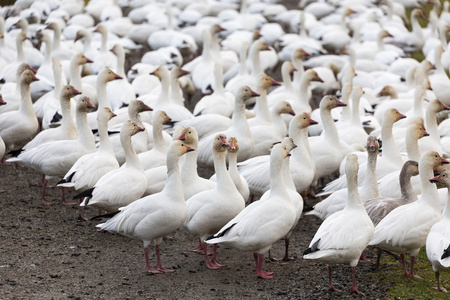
(73, 187), (94, 200)
(303, 239), (320, 256)
(90, 211), (119, 221)
(441, 244), (450, 260)
(50, 111), (62, 124)
(206, 223), (237, 241)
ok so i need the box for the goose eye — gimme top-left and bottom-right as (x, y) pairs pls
(188, 131), (191, 134)
(181, 143), (184, 146)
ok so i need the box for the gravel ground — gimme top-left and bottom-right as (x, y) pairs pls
(0, 164), (393, 299)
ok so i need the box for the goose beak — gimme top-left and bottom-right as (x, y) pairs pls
(0, 96), (6, 106)
(441, 156), (449, 164)
(429, 175), (439, 184)
(308, 116), (318, 125)
(137, 125), (145, 132)
(287, 152), (291, 157)
(443, 103), (450, 111)
(271, 79), (281, 86)
(165, 117), (173, 124)
(335, 99), (347, 107)
(250, 90), (260, 97)
(230, 141), (237, 151)
(28, 66), (38, 73)
(181, 69), (190, 76)
(31, 74), (40, 82)
(316, 76), (324, 83)
(177, 132), (186, 141)
(399, 113), (406, 119)
(186, 145), (195, 152)
(304, 51), (312, 58)
(423, 130), (430, 137)
(368, 139), (377, 151)
(289, 109), (296, 116)
(85, 57), (93, 63)
(143, 104), (153, 111)
(111, 112), (117, 118)
(86, 99), (95, 109)
(221, 138), (229, 148)
(72, 88), (82, 95)
(113, 72), (122, 80)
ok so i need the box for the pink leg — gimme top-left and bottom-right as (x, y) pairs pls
(0, 189), (5, 193)
(255, 253), (273, 279)
(77, 199), (88, 221)
(400, 253), (408, 276)
(209, 244), (226, 268)
(359, 251), (371, 262)
(350, 267), (363, 295)
(154, 245), (174, 273)
(188, 237), (212, 254)
(408, 256), (423, 279)
(40, 176), (53, 206)
(434, 271), (448, 293)
(327, 266), (341, 292)
(203, 243), (222, 269)
(60, 187), (76, 205)
(144, 247), (162, 273)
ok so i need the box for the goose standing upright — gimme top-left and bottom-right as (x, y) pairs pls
(303, 154), (374, 295)
(369, 151), (448, 279)
(185, 134), (245, 269)
(206, 142), (296, 278)
(77, 121), (147, 213)
(58, 107), (118, 220)
(0, 69), (39, 155)
(427, 170), (450, 293)
(97, 140), (193, 273)
(8, 96), (96, 205)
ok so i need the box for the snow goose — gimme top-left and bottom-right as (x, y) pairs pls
(106, 44), (135, 111)
(308, 136), (381, 220)
(239, 112), (316, 200)
(24, 84), (80, 150)
(185, 133), (245, 269)
(210, 136), (250, 202)
(88, 24), (117, 74)
(44, 22), (74, 61)
(415, 99), (448, 155)
(67, 52), (96, 106)
(248, 73), (281, 127)
(309, 95), (347, 187)
(137, 110), (172, 171)
(8, 96), (96, 205)
(77, 120), (147, 213)
(303, 154), (374, 295)
(0, 69), (39, 154)
(250, 100), (295, 157)
(369, 151), (448, 279)
(0, 63), (35, 114)
(97, 140), (193, 273)
(376, 123), (428, 199)
(321, 108), (406, 194)
(266, 61), (296, 103)
(427, 170), (450, 293)
(206, 142), (295, 278)
(387, 8), (425, 53)
(107, 100), (153, 165)
(58, 107), (118, 220)
(193, 62), (234, 117)
(197, 86), (258, 169)
(0, 32), (29, 84)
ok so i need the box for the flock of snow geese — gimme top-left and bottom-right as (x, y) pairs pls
(2, 0), (450, 295)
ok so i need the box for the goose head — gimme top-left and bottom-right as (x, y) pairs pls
(153, 110), (172, 126)
(97, 107), (117, 123)
(257, 73), (280, 91)
(429, 99), (450, 113)
(291, 112), (318, 130)
(292, 48), (311, 61)
(181, 127), (198, 147)
(76, 96), (95, 113)
(305, 69), (323, 83)
(93, 24), (107, 35)
(430, 170), (450, 186)
(274, 100), (295, 116)
(210, 24), (225, 35)
(377, 85), (397, 99)
(407, 123), (429, 141)
(319, 95), (346, 111)
(150, 66), (169, 80)
(271, 142), (290, 162)
(61, 84), (81, 100)
(403, 160), (419, 178)
(128, 100), (153, 115)
(38, 31), (51, 44)
(74, 29), (89, 42)
(44, 22), (60, 32)
(282, 61), (296, 75)
(252, 39), (270, 51)
(281, 136), (297, 152)
(420, 150), (449, 173)
(213, 133), (229, 153)
(384, 108), (406, 125)
(73, 53), (93, 65)
(121, 120), (145, 139)
(109, 44), (124, 56)
(169, 140), (195, 158)
(98, 68), (122, 83)
(366, 136), (379, 153)
(228, 137), (239, 153)
(411, 8), (426, 21)
(20, 69), (39, 85)
(236, 85), (259, 102)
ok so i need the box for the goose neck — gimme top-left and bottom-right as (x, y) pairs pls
(156, 71), (170, 106)
(434, 48), (445, 75)
(238, 43), (249, 76)
(213, 149), (235, 193)
(69, 58), (82, 90)
(411, 14), (424, 40)
(345, 166), (364, 209)
(269, 153), (290, 199)
(115, 47), (126, 78)
(100, 30), (108, 53)
(228, 152), (240, 184)
(51, 26), (61, 51)
(232, 99), (251, 135)
(76, 109), (95, 149)
(43, 39), (52, 65)
(249, 44), (263, 76)
(320, 106), (340, 145)
(53, 65), (62, 96)
(400, 168), (418, 202)
(162, 151), (183, 199)
(405, 132), (421, 161)
(213, 65), (225, 95)
(362, 150), (381, 198)
(60, 96), (76, 133)
(19, 80), (35, 116)
(253, 88), (270, 123)
(96, 77), (112, 109)
(16, 38), (25, 63)
(122, 132), (142, 170)
(181, 142), (199, 178)
(296, 72), (312, 107)
(381, 118), (403, 164)
(282, 156), (296, 191)
(425, 107), (439, 140)
(97, 117), (115, 156)
(351, 93), (362, 127)
(152, 119), (168, 152)
(419, 161), (440, 211)
(281, 65), (294, 92)
(202, 31), (213, 61)
(444, 190), (450, 219)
